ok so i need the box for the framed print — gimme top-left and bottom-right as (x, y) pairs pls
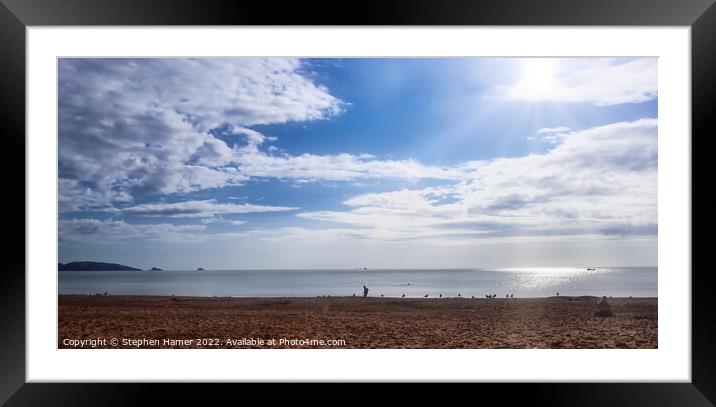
(2, 0), (715, 404)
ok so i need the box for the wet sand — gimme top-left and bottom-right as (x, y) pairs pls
(58, 295), (657, 349)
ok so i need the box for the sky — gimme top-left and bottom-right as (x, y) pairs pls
(58, 57), (658, 270)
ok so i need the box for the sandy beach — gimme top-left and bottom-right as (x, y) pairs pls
(58, 295), (657, 349)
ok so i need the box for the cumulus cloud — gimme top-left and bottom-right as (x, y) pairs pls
(58, 58), (658, 251)
(292, 119), (658, 243)
(59, 58), (469, 213)
(59, 58), (343, 211)
(60, 119), (657, 245)
(494, 58), (657, 105)
(107, 199), (297, 218)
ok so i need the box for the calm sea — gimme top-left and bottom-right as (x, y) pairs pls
(58, 267), (657, 298)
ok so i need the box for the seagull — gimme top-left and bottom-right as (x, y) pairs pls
(424, 294), (429, 298)
(402, 294), (405, 298)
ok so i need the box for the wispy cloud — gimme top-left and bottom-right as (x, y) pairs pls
(532, 127), (571, 144)
(231, 136), (465, 182)
(537, 126), (570, 134)
(59, 218), (208, 243)
(290, 119), (658, 243)
(107, 199), (297, 218)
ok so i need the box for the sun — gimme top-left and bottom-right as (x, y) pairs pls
(518, 58), (558, 101)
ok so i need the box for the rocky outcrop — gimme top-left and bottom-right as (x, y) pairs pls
(58, 262), (141, 271)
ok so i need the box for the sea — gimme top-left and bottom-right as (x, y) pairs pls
(58, 267), (657, 298)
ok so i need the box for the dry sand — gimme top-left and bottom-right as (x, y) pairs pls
(58, 295), (657, 349)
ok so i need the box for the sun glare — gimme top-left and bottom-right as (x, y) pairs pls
(519, 58), (558, 100)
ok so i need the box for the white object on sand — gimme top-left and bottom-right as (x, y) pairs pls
(594, 296), (613, 317)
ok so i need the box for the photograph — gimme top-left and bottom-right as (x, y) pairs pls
(2, 0), (712, 401)
(57, 57), (658, 349)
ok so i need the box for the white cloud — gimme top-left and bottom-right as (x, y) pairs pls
(230, 226), (373, 242)
(61, 58), (343, 130)
(537, 126), (570, 134)
(59, 58), (469, 213)
(234, 148), (465, 182)
(291, 119), (658, 243)
(108, 199), (297, 218)
(540, 134), (562, 144)
(59, 58), (343, 211)
(531, 127), (571, 144)
(494, 58), (657, 106)
(60, 118), (657, 246)
(211, 126), (464, 182)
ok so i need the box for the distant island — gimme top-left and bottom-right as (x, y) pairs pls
(150, 267), (163, 271)
(58, 261), (141, 271)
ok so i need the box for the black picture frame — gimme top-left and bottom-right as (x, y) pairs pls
(2, 0), (714, 404)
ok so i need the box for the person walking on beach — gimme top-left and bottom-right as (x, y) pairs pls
(363, 285), (369, 297)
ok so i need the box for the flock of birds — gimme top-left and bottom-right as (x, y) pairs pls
(340, 293), (518, 298)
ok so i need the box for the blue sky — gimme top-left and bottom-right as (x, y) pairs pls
(58, 58), (658, 269)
